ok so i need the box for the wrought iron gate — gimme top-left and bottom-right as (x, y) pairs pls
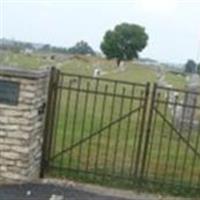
(41, 68), (200, 194)
(142, 84), (200, 191)
(41, 67), (150, 181)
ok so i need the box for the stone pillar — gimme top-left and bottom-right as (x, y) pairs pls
(0, 67), (49, 183)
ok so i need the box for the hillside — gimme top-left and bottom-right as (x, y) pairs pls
(0, 50), (186, 89)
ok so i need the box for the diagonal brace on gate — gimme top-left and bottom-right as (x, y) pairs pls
(50, 106), (142, 161)
(154, 108), (200, 158)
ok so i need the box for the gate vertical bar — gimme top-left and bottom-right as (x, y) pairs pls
(134, 82), (150, 178)
(140, 83), (157, 179)
(40, 67), (60, 177)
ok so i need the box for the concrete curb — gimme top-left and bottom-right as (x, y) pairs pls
(41, 178), (191, 200)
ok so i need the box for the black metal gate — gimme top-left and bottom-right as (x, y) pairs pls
(142, 84), (200, 191)
(41, 67), (150, 181)
(41, 68), (200, 194)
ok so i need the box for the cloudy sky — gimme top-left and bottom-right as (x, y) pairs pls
(1, 0), (200, 63)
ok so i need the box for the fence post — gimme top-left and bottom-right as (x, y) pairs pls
(134, 82), (150, 178)
(40, 67), (60, 178)
(140, 83), (157, 179)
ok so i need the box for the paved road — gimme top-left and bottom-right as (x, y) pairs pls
(0, 183), (133, 200)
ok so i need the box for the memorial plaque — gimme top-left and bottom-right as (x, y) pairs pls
(0, 80), (20, 105)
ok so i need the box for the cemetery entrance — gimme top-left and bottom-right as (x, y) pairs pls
(42, 68), (200, 194)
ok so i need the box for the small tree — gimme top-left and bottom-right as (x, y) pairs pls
(101, 23), (148, 66)
(68, 41), (95, 55)
(41, 44), (51, 51)
(185, 59), (197, 73)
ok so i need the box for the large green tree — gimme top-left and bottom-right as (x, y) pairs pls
(101, 23), (148, 66)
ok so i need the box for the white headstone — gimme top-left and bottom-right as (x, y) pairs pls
(188, 74), (200, 88)
(93, 68), (101, 77)
(119, 61), (125, 71)
(174, 75), (199, 131)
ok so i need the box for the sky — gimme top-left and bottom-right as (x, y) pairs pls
(0, 0), (200, 63)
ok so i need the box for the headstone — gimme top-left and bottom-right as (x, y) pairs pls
(168, 89), (179, 112)
(187, 74), (200, 88)
(24, 48), (33, 55)
(183, 84), (198, 127)
(174, 74), (199, 130)
(119, 61), (125, 71)
(93, 68), (101, 77)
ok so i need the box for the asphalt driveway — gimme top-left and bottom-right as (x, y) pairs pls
(0, 183), (133, 200)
